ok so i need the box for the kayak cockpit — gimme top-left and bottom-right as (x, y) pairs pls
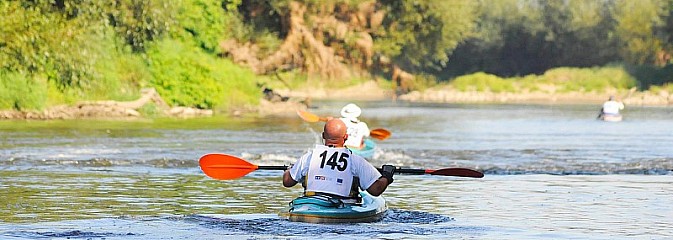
(280, 191), (387, 223)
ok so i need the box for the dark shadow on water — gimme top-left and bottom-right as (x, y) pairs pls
(383, 209), (454, 223)
(184, 209), (487, 237)
(5, 230), (138, 239)
(0, 213), (487, 239)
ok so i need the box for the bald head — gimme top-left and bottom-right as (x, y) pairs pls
(323, 119), (348, 147)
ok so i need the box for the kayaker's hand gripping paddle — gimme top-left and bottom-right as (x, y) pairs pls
(200, 153), (484, 180)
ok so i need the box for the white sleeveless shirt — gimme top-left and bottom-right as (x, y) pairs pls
(339, 117), (370, 148)
(289, 145), (381, 197)
(602, 100), (624, 114)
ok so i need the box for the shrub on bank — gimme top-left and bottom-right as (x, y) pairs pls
(0, 71), (47, 110)
(446, 66), (637, 93)
(451, 72), (516, 93)
(542, 67), (636, 92)
(146, 39), (260, 111)
(648, 83), (673, 94)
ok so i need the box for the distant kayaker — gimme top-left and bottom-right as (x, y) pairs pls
(282, 119), (394, 197)
(598, 95), (625, 119)
(338, 103), (370, 150)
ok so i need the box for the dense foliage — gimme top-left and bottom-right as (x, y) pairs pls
(442, 0), (673, 82)
(1, 0), (673, 111)
(374, 0), (478, 70)
(0, 0), (257, 111)
(233, 0), (673, 90)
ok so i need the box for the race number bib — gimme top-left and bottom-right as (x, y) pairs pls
(306, 145), (355, 197)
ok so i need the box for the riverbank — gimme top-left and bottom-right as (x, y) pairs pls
(2, 81), (671, 120)
(277, 81), (673, 106)
(399, 87), (673, 106)
(0, 89), (213, 120)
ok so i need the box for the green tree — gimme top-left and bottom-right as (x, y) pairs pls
(173, 0), (230, 53)
(613, 0), (669, 64)
(374, 0), (478, 70)
(441, 0), (622, 78)
(104, 0), (178, 52)
(0, 0), (109, 90)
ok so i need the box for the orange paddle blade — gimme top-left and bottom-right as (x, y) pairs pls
(199, 154), (259, 180)
(296, 110), (328, 122)
(370, 128), (391, 140)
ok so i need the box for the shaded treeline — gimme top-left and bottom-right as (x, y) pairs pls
(230, 0), (673, 89)
(442, 0), (673, 86)
(1, 0), (672, 111)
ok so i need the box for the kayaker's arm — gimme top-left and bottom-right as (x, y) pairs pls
(366, 165), (394, 196)
(366, 178), (390, 196)
(283, 170), (298, 187)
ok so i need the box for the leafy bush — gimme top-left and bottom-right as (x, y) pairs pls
(0, 1), (104, 90)
(174, 0), (227, 53)
(648, 83), (673, 94)
(450, 72), (515, 92)
(106, 0), (179, 52)
(448, 67), (637, 94)
(146, 39), (259, 110)
(0, 71), (47, 110)
(138, 102), (163, 117)
(411, 74), (438, 92)
(542, 67), (636, 92)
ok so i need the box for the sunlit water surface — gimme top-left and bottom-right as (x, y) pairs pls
(1, 102), (672, 239)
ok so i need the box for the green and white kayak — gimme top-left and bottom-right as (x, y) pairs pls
(280, 191), (387, 223)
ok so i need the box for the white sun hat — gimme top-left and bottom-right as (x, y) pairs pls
(340, 103), (362, 119)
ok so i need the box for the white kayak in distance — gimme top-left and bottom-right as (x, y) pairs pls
(599, 113), (623, 122)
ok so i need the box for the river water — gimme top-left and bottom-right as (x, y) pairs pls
(1, 101), (672, 239)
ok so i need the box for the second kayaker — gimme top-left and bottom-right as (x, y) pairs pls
(282, 118), (394, 197)
(339, 103), (371, 150)
(598, 95), (625, 119)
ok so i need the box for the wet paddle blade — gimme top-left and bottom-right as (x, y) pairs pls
(199, 153), (259, 180)
(296, 110), (323, 123)
(429, 168), (484, 178)
(370, 128), (391, 140)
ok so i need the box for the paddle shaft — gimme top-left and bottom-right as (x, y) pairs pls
(384, 168), (427, 174)
(259, 166), (428, 174)
(258, 166), (430, 174)
(200, 153), (483, 179)
(258, 165), (481, 178)
(258, 166), (289, 171)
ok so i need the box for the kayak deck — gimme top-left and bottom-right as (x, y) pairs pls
(348, 139), (376, 159)
(600, 114), (623, 122)
(280, 191), (387, 223)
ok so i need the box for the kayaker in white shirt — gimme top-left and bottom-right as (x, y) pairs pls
(283, 119), (393, 197)
(599, 95), (625, 116)
(338, 103), (370, 150)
